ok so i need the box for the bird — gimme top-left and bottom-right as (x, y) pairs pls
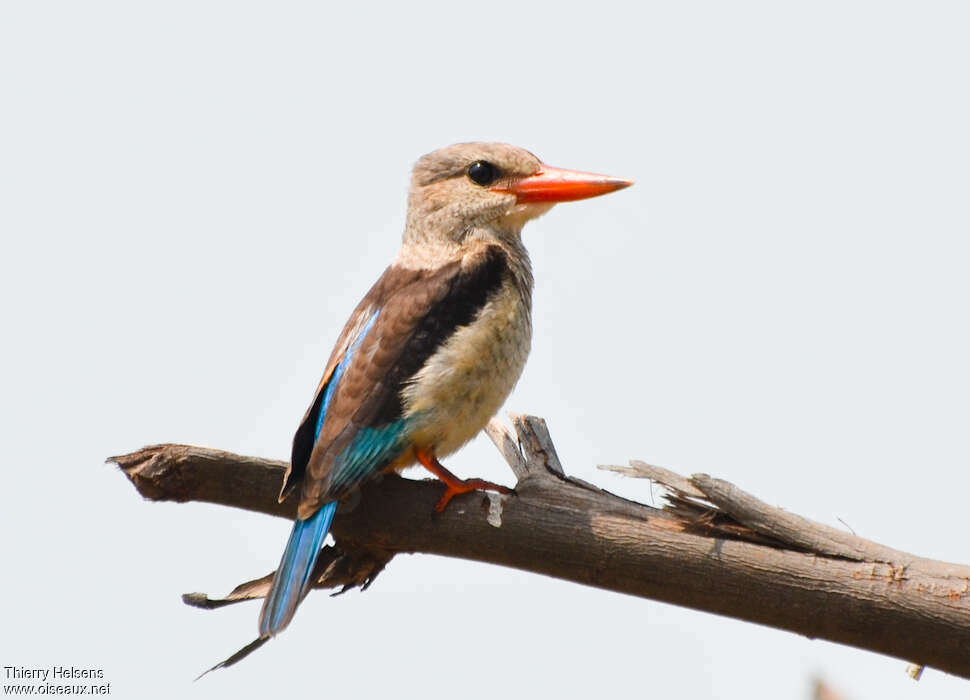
(207, 142), (631, 672)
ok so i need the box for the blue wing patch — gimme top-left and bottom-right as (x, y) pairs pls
(327, 419), (410, 493)
(314, 309), (381, 440)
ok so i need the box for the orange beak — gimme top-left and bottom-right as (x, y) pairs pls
(492, 164), (633, 203)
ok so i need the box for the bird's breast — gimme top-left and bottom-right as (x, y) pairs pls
(400, 278), (531, 457)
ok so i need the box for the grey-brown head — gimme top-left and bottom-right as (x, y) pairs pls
(404, 142), (632, 245)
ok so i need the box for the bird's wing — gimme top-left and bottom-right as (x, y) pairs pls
(279, 286), (385, 502)
(289, 245), (509, 519)
(278, 292), (378, 502)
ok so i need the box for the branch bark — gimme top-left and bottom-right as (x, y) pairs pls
(109, 415), (970, 679)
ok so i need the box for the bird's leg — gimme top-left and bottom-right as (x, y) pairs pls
(414, 447), (513, 513)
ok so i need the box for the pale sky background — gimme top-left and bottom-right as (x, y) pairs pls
(2, 2), (969, 699)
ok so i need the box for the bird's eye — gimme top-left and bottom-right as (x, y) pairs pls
(467, 160), (499, 186)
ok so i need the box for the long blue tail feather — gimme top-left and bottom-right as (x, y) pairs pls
(204, 309), (382, 673)
(257, 500), (338, 638)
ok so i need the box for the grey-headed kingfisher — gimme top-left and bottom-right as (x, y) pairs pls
(228, 143), (631, 666)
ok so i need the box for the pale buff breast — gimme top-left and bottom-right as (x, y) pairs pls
(400, 279), (532, 458)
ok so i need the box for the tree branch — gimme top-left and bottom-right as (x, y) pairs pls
(109, 415), (970, 679)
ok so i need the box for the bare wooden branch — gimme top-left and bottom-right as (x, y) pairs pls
(484, 417), (528, 480)
(508, 414), (565, 479)
(109, 417), (970, 680)
(600, 460), (707, 500)
(604, 460), (968, 579)
(182, 544), (393, 609)
(688, 474), (918, 566)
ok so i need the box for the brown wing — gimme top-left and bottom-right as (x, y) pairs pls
(292, 246), (509, 519)
(278, 276), (391, 502)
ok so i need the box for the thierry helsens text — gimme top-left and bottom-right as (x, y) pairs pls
(4, 667), (104, 682)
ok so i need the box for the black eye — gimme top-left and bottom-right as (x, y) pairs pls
(467, 160), (498, 186)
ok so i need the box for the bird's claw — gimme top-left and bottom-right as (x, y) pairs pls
(433, 479), (513, 513)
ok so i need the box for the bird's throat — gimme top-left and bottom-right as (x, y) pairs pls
(499, 202), (555, 232)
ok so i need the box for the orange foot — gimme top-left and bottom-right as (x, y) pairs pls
(414, 447), (513, 512)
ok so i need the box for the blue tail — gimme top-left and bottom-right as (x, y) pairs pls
(258, 501), (337, 638)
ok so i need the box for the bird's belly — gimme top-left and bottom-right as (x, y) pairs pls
(401, 287), (531, 457)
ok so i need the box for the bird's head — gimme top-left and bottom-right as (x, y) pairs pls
(404, 142), (632, 246)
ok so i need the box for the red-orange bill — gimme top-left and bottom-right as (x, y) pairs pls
(493, 164), (633, 203)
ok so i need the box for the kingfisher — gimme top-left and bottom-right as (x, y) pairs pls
(227, 143), (630, 666)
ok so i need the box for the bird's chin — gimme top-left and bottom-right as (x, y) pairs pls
(499, 202), (555, 232)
